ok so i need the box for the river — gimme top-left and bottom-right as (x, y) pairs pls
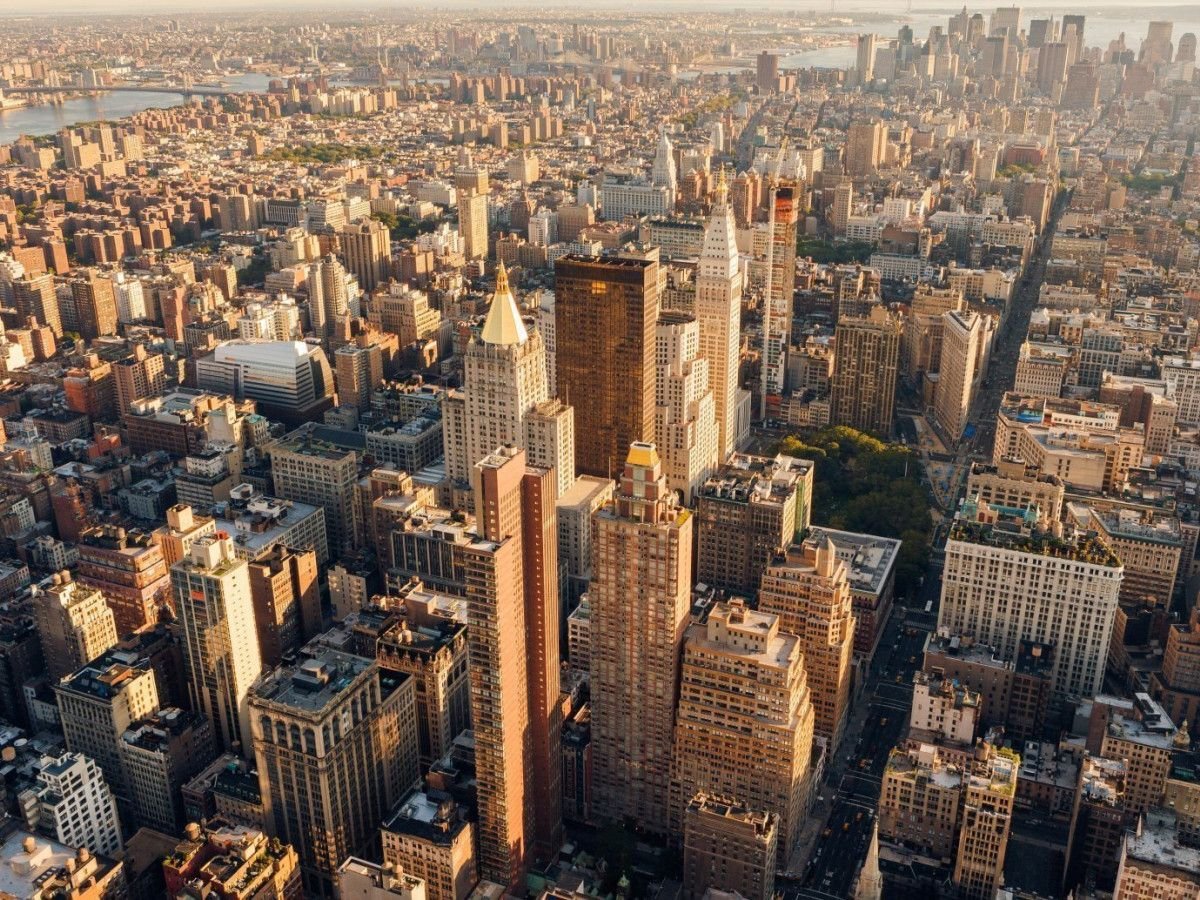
(0, 72), (275, 144)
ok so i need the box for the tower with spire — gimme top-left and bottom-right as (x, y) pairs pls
(695, 167), (744, 459)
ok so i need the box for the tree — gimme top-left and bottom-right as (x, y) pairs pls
(774, 426), (933, 596)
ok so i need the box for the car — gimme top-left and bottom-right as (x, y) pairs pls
(842, 822), (850, 832)
(822, 828), (831, 838)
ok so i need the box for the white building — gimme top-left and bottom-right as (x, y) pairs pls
(18, 753), (123, 858)
(196, 339), (334, 420)
(655, 313), (719, 504)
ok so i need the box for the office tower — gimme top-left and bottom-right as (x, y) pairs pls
(555, 255), (658, 478)
(1027, 18), (1053, 48)
(1038, 42), (1070, 93)
(252, 649), (418, 897)
(981, 34), (1009, 76)
(163, 817), (303, 899)
(831, 180), (853, 235)
(1178, 32), (1197, 63)
(844, 121), (887, 177)
(670, 601), (814, 851)
(990, 5), (1020, 37)
(248, 545), (321, 667)
(55, 660), (161, 801)
(119, 707), (217, 834)
(856, 33), (877, 83)
(830, 306), (901, 436)
(76, 525), (171, 635)
(953, 751), (1018, 900)
(652, 131), (677, 208)
(70, 271), (119, 340)
(382, 788), (478, 900)
(933, 310), (993, 443)
(807, 527), (901, 663)
(307, 255), (350, 336)
(523, 398), (575, 499)
(172, 533), (263, 755)
(12, 273), (62, 336)
(270, 426), (360, 556)
(695, 170), (743, 460)
(765, 186), (799, 393)
(589, 443), (692, 834)
(755, 51), (779, 92)
(1141, 21), (1174, 65)
(445, 263), (551, 487)
(469, 447), (561, 882)
(113, 344), (167, 416)
(654, 313), (718, 504)
(682, 794), (778, 900)
(939, 497), (1123, 697)
(33, 570), (117, 681)
(695, 453), (813, 597)
(19, 753), (123, 859)
(340, 219), (392, 292)
(1063, 14), (1086, 56)
(556, 475), (614, 603)
(457, 189), (489, 260)
(759, 537), (856, 753)
(196, 339), (335, 424)
(368, 283), (442, 347)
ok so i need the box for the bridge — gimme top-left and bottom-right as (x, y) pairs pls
(2, 84), (231, 99)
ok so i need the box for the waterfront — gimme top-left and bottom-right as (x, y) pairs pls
(0, 72), (274, 143)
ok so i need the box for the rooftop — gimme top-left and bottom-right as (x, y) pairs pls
(808, 527), (901, 596)
(251, 649), (378, 715)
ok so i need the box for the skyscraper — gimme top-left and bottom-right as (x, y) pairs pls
(340, 219), (392, 292)
(933, 310), (993, 443)
(589, 443), (692, 834)
(113, 344), (167, 416)
(247, 545), (322, 667)
(844, 121), (887, 177)
(654, 312), (719, 503)
(70, 271), (119, 340)
(755, 51), (779, 92)
(457, 188), (489, 260)
(758, 537), (856, 753)
(445, 263), (551, 486)
(670, 600), (814, 851)
(251, 649), (419, 898)
(555, 255), (658, 478)
(682, 795), (778, 900)
(270, 425), (360, 556)
(33, 570), (117, 681)
(830, 306), (901, 436)
(12, 273), (62, 337)
(171, 532), (263, 755)
(652, 131), (678, 210)
(469, 446), (562, 881)
(856, 33), (877, 83)
(765, 186), (799, 394)
(695, 169), (743, 460)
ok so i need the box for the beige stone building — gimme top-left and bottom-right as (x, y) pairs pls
(33, 570), (117, 681)
(682, 794), (778, 900)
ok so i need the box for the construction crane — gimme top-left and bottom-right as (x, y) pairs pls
(760, 135), (788, 423)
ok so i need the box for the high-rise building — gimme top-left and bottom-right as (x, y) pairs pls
(856, 33), (878, 83)
(651, 132), (678, 210)
(171, 533), (263, 755)
(1114, 809), (1200, 899)
(306, 255), (350, 337)
(939, 497), (1123, 697)
(695, 170), (743, 460)
(32, 570), (117, 681)
(764, 186), (799, 393)
(1151, 605), (1200, 735)
(830, 306), (902, 436)
(76, 525), (171, 635)
(338, 858), (427, 900)
(382, 788), (477, 900)
(844, 121), (887, 177)
(654, 312), (718, 503)
(682, 794), (778, 900)
(70, 271), (119, 340)
(18, 752), (123, 860)
(113, 344), (167, 416)
(953, 750), (1018, 900)
(119, 707), (217, 835)
(270, 425), (361, 556)
(248, 545), (322, 667)
(12, 273), (62, 336)
(444, 263), (553, 489)
(933, 310), (993, 443)
(523, 398), (576, 500)
(758, 536), (856, 753)
(555, 255), (658, 478)
(755, 51), (779, 92)
(252, 650), (419, 898)
(469, 447), (562, 883)
(695, 453), (813, 597)
(153, 504), (218, 567)
(589, 443), (692, 834)
(335, 335), (385, 415)
(457, 189), (489, 260)
(55, 659), (160, 802)
(340, 219), (393, 293)
(670, 601), (814, 851)
(1065, 756), (1134, 893)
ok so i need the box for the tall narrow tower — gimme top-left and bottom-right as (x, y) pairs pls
(695, 169), (743, 460)
(652, 131), (678, 208)
(589, 443), (693, 834)
(171, 532), (263, 756)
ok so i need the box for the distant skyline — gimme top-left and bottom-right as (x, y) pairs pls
(8, 0), (1200, 14)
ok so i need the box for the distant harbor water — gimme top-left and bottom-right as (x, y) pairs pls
(0, 72), (275, 144)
